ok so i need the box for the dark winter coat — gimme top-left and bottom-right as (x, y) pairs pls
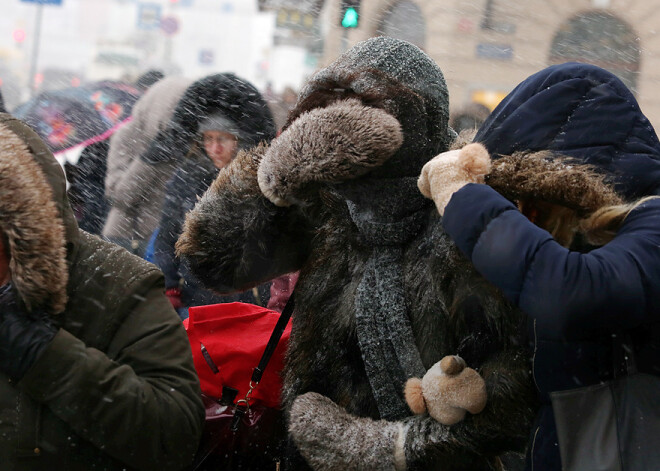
(0, 113), (205, 470)
(178, 37), (537, 470)
(151, 73), (276, 310)
(443, 62), (660, 470)
(66, 139), (110, 234)
(154, 153), (270, 308)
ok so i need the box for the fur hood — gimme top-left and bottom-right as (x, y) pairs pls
(475, 62), (660, 202)
(140, 73), (276, 163)
(288, 37), (455, 178)
(487, 151), (622, 216)
(0, 114), (69, 314)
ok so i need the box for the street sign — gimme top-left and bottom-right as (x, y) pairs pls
(276, 8), (315, 32)
(160, 16), (180, 36)
(476, 43), (513, 60)
(137, 3), (162, 31)
(20, 0), (63, 4)
(199, 49), (214, 65)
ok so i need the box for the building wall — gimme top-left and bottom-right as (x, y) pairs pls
(322, 0), (660, 127)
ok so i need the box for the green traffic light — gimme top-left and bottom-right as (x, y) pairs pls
(341, 7), (359, 28)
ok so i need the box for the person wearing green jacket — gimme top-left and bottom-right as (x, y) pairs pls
(0, 112), (205, 470)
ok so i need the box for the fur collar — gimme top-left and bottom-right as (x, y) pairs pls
(487, 151), (622, 216)
(0, 122), (67, 314)
(453, 130), (623, 215)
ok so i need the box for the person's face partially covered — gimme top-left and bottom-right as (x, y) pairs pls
(203, 130), (238, 169)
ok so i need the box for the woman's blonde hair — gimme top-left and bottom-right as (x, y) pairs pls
(580, 195), (660, 246)
(517, 195), (659, 249)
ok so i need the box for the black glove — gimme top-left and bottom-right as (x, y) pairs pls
(0, 286), (58, 381)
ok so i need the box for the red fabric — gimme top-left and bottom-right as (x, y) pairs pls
(183, 302), (291, 409)
(165, 288), (182, 310)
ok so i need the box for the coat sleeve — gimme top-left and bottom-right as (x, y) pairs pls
(153, 172), (185, 290)
(105, 108), (146, 204)
(105, 106), (177, 213)
(17, 269), (204, 471)
(443, 183), (660, 340)
(176, 144), (313, 293)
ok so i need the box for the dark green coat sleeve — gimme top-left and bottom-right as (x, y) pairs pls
(18, 269), (204, 471)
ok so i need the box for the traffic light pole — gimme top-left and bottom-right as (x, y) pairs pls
(27, 4), (43, 98)
(342, 26), (349, 53)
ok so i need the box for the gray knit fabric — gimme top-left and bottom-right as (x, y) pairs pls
(339, 177), (428, 420)
(299, 37), (448, 115)
(298, 37), (454, 178)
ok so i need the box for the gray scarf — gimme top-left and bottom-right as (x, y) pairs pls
(339, 177), (428, 420)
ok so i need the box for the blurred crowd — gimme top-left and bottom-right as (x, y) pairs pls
(3, 70), (301, 320)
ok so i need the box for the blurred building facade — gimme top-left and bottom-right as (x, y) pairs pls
(322, 0), (660, 127)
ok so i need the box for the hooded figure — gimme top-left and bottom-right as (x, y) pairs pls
(177, 37), (537, 470)
(0, 113), (204, 470)
(103, 76), (192, 255)
(152, 73), (277, 316)
(421, 63), (660, 470)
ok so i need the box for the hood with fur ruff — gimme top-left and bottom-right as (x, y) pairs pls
(475, 62), (660, 202)
(0, 113), (70, 314)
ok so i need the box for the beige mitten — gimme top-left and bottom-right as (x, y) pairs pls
(405, 355), (487, 425)
(417, 143), (491, 216)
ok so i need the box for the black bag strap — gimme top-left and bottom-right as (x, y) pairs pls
(230, 291), (295, 430)
(251, 291), (295, 385)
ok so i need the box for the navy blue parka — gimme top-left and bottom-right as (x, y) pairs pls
(442, 63), (660, 470)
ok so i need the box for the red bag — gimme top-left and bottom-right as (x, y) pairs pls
(184, 302), (292, 408)
(184, 301), (293, 470)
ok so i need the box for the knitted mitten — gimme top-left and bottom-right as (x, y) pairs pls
(417, 143), (491, 216)
(289, 392), (408, 471)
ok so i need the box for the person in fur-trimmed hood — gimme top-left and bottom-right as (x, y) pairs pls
(151, 73), (276, 315)
(176, 37), (537, 470)
(0, 113), (204, 470)
(419, 62), (660, 470)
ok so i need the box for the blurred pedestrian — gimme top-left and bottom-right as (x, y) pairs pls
(150, 73), (277, 318)
(0, 87), (6, 113)
(0, 112), (204, 470)
(420, 62), (660, 470)
(103, 76), (192, 255)
(449, 102), (490, 134)
(65, 140), (110, 234)
(134, 69), (165, 92)
(268, 85), (298, 132)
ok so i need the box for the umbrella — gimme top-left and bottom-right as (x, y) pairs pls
(13, 81), (140, 156)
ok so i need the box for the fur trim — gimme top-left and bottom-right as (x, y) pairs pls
(258, 98), (403, 206)
(487, 151), (623, 216)
(0, 122), (67, 313)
